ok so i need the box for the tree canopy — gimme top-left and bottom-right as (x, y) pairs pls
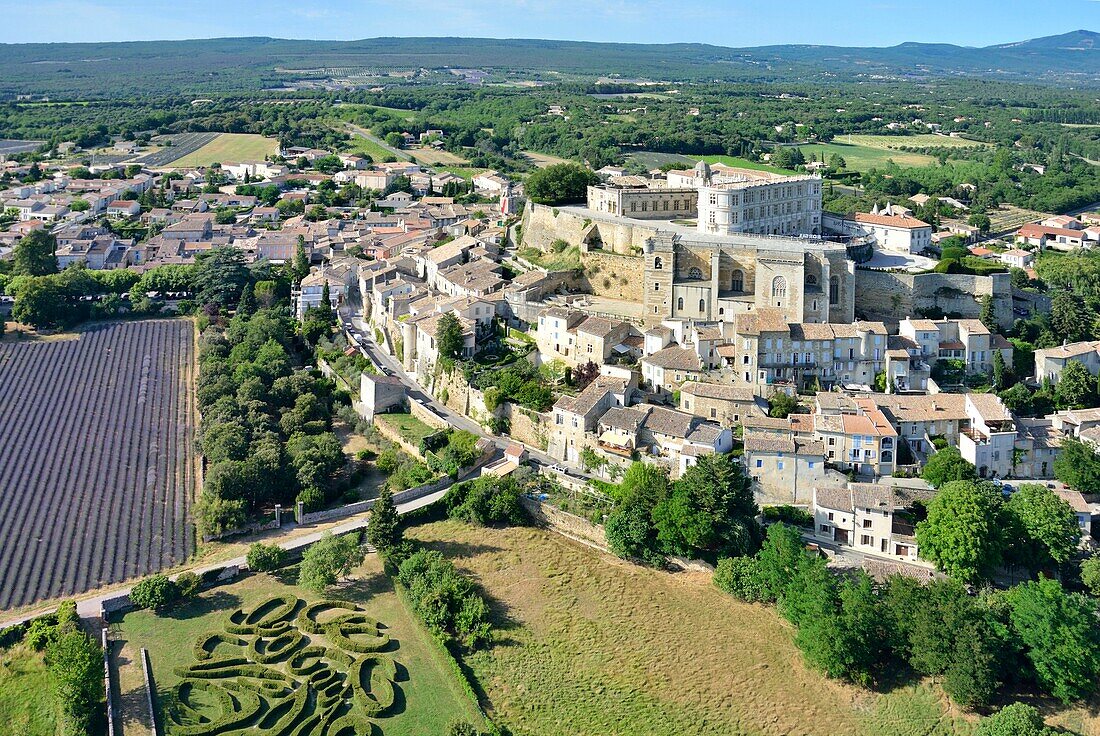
(915, 480), (1004, 583)
(525, 163), (600, 205)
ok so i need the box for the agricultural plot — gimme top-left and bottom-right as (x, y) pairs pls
(408, 147), (468, 165)
(119, 560), (483, 735)
(166, 133), (278, 167)
(0, 319), (196, 611)
(130, 132), (220, 168)
(521, 151), (573, 168)
(0, 139), (43, 155)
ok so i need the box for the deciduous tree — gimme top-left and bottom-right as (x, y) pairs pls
(298, 532), (365, 593)
(915, 480), (1005, 583)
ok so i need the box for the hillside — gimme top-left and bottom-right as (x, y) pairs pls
(0, 31), (1096, 97)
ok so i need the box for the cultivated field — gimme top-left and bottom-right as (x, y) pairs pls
(522, 151), (573, 168)
(0, 319), (197, 611)
(131, 132), (219, 168)
(166, 133), (278, 167)
(409, 147), (469, 165)
(408, 521), (985, 736)
(117, 556), (483, 736)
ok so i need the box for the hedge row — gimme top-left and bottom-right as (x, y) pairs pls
(352, 655), (398, 717)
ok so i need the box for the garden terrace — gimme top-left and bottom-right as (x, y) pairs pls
(0, 319), (196, 611)
(117, 557), (484, 735)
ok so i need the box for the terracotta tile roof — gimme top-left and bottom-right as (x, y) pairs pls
(643, 346), (703, 372)
(854, 212), (931, 229)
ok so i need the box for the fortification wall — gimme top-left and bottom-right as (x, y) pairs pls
(855, 270), (1012, 328)
(521, 202), (658, 256)
(571, 251), (646, 303)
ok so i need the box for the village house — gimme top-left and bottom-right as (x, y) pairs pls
(1034, 340), (1100, 383)
(811, 484), (922, 561)
(744, 432), (829, 504)
(678, 381), (767, 427)
(824, 203), (932, 255)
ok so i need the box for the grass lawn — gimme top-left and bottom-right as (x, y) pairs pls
(376, 412), (437, 446)
(116, 556), (484, 736)
(407, 521), (983, 736)
(518, 245), (583, 272)
(167, 133), (277, 167)
(0, 644), (58, 736)
(799, 141), (936, 171)
(437, 166), (488, 180)
(697, 154), (797, 175)
(344, 135), (401, 163)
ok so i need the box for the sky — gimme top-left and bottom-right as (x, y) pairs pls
(0, 0), (1097, 47)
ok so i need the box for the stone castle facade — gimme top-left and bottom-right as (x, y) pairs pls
(641, 229), (855, 326)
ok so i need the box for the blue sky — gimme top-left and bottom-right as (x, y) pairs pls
(1, 0), (1097, 46)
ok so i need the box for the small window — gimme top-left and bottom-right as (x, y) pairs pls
(654, 256), (663, 270)
(756, 459), (763, 468)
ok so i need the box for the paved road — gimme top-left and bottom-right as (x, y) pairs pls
(345, 124), (412, 162)
(340, 303), (591, 476)
(0, 487), (448, 629)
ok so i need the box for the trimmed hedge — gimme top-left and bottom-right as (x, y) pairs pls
(352, 655), (398, 717)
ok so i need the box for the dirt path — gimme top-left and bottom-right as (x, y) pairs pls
(110, 636), (152, 736)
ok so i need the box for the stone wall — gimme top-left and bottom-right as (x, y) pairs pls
(521, 202), (658, 256)
(503, 403), (549, 450)
(572, 250), (646, 303)
(855, 269), (1013, 329)
(521, 497), (609, 552)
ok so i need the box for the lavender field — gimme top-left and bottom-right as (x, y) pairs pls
(0, 320), (197, 610)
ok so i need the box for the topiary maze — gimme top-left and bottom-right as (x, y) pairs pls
(166, 595), (400, 735)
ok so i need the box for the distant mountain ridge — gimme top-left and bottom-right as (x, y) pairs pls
(0, 30), (1097, 97)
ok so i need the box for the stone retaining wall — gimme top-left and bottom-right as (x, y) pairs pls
(854, 269), (1012, 329)
(521, 497), (609, 552)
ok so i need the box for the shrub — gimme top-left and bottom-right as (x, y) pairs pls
(175, 571), (201, 601)
(397, 548), (492, 651)
(247, 542), (288, 572)
(130, 574), (179, 610)
(762, 505), (813, 528)
(445, 476), (527, 526)
(713, 557), (770, 602)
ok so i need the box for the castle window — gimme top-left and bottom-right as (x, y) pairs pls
(772, 276), (787, 300)
(654, 256), (663, 270)
(699, 299), (706, 313)
(688, 267), (703, 280)
(677, 297), (684, 311)
(806, 274), (818, 285)
(829, 275), (840, 305)
(731, 269), (744, 292)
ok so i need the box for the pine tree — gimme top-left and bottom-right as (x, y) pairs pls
(237, 282), (256, 318)
(367, 487), (402, 555)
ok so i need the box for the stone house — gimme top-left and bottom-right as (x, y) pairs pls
(1034, 340), (1100, 384)
(678, 381), (767, 427)
(811, 484), (921, 561)
(744, 433), (829, 504)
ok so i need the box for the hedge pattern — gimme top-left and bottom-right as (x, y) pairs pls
(163, 595), (399, 735)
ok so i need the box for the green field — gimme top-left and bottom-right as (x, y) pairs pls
(800, 134), (987, 172)
(346, 134), (404, 163)
(698, 154), (797, 175)
(0, 644), (59, 735)
(408, 521), (984, 736)
(376, 412), (437, 446)
(168, 133), (278, 167)
(437, 166), (488, 180)
(118, 557), (484, 736)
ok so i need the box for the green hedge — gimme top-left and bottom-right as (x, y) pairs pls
(352, 655), (398, 717)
